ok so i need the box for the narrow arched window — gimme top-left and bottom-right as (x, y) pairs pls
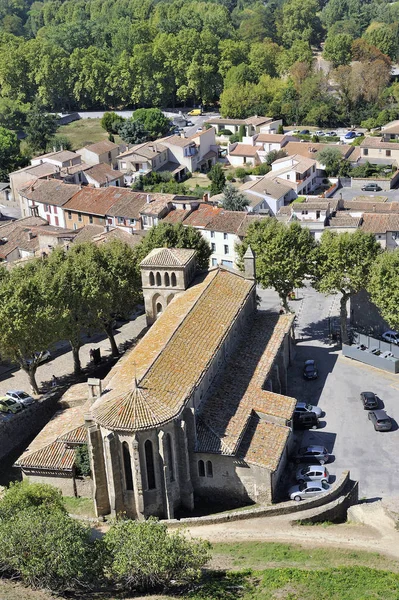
(198, 460), (205, 477)
(156, 302), (162, 315)
(149, 272), (155, 286)
(171, 272), (177, 287)
(156, 272), (161, 286)
(145, 440), (156, 489)
(206, 460), (213, 478)
(122, 442), (133, 491)
(164, 272), (170, 287)
(165, 433), (174, 482)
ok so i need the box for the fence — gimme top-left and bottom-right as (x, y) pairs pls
(343, 331), (399, 373)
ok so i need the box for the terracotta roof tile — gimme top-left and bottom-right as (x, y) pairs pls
(140, 247), (196, 267)
(360, 136), (399, 150)
(237, 415), (289, 471)
(63, 187), (136, 216)
(58, 425), (87, 444)
(205, 210), (247, 234)
(329, 215), (362, 228)
(361, 213), (399, 233)
(82, 140), (119, 155)
(17, 441), (76, 471)
(85, 163), (122, 184)
(162, 209), (191, 224)
(183, 204), (221, 228)
(229, 144), (259, 157)
(18, 180), (80, 206)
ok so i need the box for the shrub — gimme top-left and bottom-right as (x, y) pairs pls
(0, 506), (103, 592)
(226, 173), (234, 181)
(277, 124), (284, 134)
(235, 167), (248, 180)
(75, 444), (91, 477)
(229, 133), (240, 143)
(103, 518), (210, 592)
(218, 128), (233, 136)
(253, 163), (271, 175)
(0, 481), (65, 520)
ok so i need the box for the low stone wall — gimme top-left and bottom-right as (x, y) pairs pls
(0, 394), (59, 467)
(351, 176), (394, 191)
(290, 479), (359, 524)
(166, 471), (353, 527)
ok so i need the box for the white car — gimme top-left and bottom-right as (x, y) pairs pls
(25, 350), (51, 366)
(289, 480), (330, 501)
(295, 464), (329, 483)
(6, 390), (35, 407)
(315, 130), (324, 136)
(382, 331), (399, 345)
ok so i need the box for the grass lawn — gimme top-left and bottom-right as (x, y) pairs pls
(56, 118), (122, 150)
(2, 540), (399, 599)
(62, 495), (96, 517)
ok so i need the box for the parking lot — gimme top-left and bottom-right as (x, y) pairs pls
(286, 285), (399, 499)
(330, 187), (399, 201)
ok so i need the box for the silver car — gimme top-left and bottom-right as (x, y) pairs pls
(6, 390), (35, 407)
(289, 480), (331, 501)
(294, 401), (323, 418)
(295, 464), (329, 483)
(294, 445), (330, 465)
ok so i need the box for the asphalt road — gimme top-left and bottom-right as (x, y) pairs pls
(285, 284), (399, 499)
(331, 187), (399, 201)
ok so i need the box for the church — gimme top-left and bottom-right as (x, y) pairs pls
(18, 246), (296, 519)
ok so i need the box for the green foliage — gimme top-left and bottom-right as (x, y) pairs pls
(238, 219), (316, 311)
(277, 124), (284, 134)
(0, 126), (21, 179)
(369, 250), (399, 332)
(208, 163), (226, 195)
(0, 481), (65, 520)
(0, 506), (103, 592)
(317, 147), (344, 176)
(253, 163), (271, 175)
(25, 100), (57, 153)
(100, 111), (125, 134)
(134, 222), (211, 270)
(118, 119), (149, 145)
(265, 149), (287, 166)
(75, 444), (91, 477)
(221, 183), (249, 211)
(218, 128), (234, 135)
(45, 135), (72, 153)
(103, 517), (210, 591)
(323, 33), (353, 67)
(133, 108), (172, 139)
(363, 22), (398, 59)
(234, 167), (248, 181)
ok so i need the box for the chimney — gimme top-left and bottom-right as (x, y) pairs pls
(27, 231), (34, 241)
(146, 194), (151, 204)
(243, 245), (256, 280)
(203, 192), (209, 203)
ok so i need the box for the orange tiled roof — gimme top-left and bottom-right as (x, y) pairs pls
(18, 441), (76, 471)
(140, 247), (196, 267)
(361, 213), (399, 233)
(92, 268), (255, 431)
(162, 209), (191, 224)
(183, 204), (222, 228)
(237, 415), (289, 471)
(63, 187), (136, 216)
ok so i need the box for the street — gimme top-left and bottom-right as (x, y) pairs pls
(330, 187), (399, 201)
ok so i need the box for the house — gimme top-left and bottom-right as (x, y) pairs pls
(18, 180), (81, 228)
(116, 141), (174, 183)
(206, 116), (283, 137)
(160, 128), (217, 173)
(381, 122), (399, 141)
(291, 201), (336, 240)
(72, 224), (145, 248)
(359, 137), (399, 165)
(83, 164), (124, 188)
(361, 213), (399, 249)
(282, 142), (357, 171)
(18, 248), (296, 518)
(328, 214), (363, 233)
(265, 154), (318, 195)
(30, 150), (81, 169)
(239, 176), (295, 215)
(77, 140), (120, 168)
(63, 187), (138, 230)
(228, 143), (260, 167)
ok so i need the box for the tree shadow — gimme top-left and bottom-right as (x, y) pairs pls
(296, 317), (341, 346)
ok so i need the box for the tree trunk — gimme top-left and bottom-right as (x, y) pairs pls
(70, 341), (81, 375)
(25, 367), (39, 395)
(104, 322), (119, 357)
(280, 293), (292, 314)
(340, 292), (350, 345)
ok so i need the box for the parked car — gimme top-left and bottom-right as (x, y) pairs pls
(289, 480), (331, 501)
(344, 131), (356, 139)
(25, 350), (51, 366)
(186, 120), (194, 126)
(315, 130), (324, 136)
(360, 391), (379, 410)
(196, 127), (203, 132)
(187, 109), (202, 116)
(295, 464), (329, 483)
(294, 445), (330, 464)
(293, 411), (319, 429)
(294, 401), (323, 418)
(382, 330), (399, 345)
(368, 409), (392, 431)
(303, 359), (318, 380)
(300, 129), (310, 135)
(356, 132), (364, 137)
(6, 390), (35, 407)
(326, 131), (337, 136)
(361, 183), (382, 192)
(0, 397), (22, 414)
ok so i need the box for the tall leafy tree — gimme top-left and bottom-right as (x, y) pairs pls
(323, 33), (353, 67)
(221, 183), (249, 211)
(0, 126), (21, 179)
(317, 148), (345, 176)
(134, 222), (211, 270)
(208, 163), (226, 195)
(25, 99), (57, 154)
(133, 108), (171, 139)
(368, 250), (399, 332)
(0, 261), (58, 394)
(118, 119), (149, 145)
(312, 230), (381, 343)
(237, 219), (316, 312)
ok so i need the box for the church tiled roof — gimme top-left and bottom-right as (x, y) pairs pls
(18, 441), (76, 471)
(139, 247), (196, 267)
(91, 268), (255, 431)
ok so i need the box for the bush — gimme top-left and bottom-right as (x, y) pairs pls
(253, 163), (271, 175)
(235, 167), (249, 180)
(218, 128), (233, 136)
(0, 506), (103, 592)
(75, 444), (91, 477)
(103, 518), (210, 592)
(45, 135), (72, 153)
(0, 481), (66, 520)
(226, 173), (234, 181)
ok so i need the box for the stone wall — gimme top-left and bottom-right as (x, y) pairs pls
(0, 394), (58, 466)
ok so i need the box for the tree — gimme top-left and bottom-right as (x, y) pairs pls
(208, 163), (226, 195)
(317, 148), (344, 176)
(279, 0), (323, 48)
(75, 444), (91, 477)
(134, 222), (211, 271)
(25, 100), (57, 154)
(45, 135), (72, 153)
(0, 126), (21, 179)
(237, 219), (316, 312)
(100, 111), (125, 134)
(265, 149), (287, 165)
(220, 183), (249, 211)
(0, 481), (65, 521)
(103, 518), (210, 591)
(323, 33), (353, 67)
(363, 22), (397, 60)
(118, 119), (149, 145)
(312, 230), (381, 344)
(0, 261), (59, 394)
(368, 250), (399, 332)
(133, 108), (172, 139)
